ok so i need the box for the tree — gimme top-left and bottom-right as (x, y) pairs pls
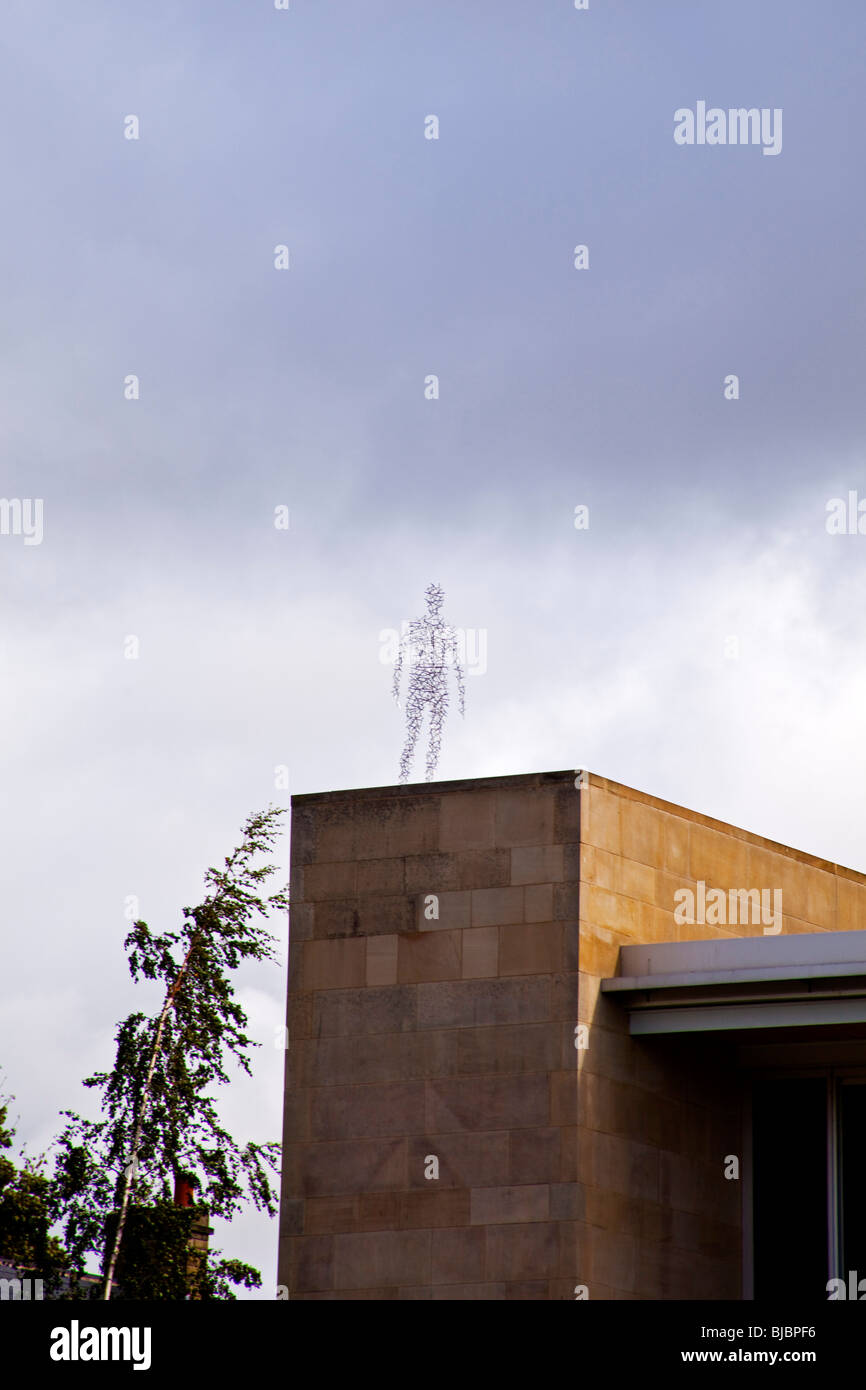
(51, 806), (289, 1299)
(0, 1090), (67, 1294)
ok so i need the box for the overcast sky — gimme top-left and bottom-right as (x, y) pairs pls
(2, 0), (865, 1297)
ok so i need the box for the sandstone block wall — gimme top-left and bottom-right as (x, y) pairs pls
(279, 769), (866, 1299)
(278, 772), (581, 1299)
(577, 773), (866, 1299)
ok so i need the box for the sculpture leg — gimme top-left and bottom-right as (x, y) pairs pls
(399, 682), (424, 783)
(425, 691), (447, 781)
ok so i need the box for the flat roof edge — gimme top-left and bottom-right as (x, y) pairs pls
(586, 773), (865, 882)
(290, 769), (578, 805)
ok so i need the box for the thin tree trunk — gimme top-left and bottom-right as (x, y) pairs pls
(102, 933), (200, 1300)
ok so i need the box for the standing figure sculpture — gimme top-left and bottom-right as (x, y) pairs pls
(393, 583), (465, 783)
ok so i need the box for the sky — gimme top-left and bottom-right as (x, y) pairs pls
(1, 0), (865, 1297)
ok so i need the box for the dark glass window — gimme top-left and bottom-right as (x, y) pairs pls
(839, 1082), (866, 1285)
(752, 1078), (827, 1300)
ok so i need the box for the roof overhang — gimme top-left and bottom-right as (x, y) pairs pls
(601, 930), (866, 1036)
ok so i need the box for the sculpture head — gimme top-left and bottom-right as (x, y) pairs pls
(425, 582), (445, 616)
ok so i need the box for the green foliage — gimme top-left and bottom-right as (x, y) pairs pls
(51, 806), (289, 1299)
(99, 1204), (258, 1300)
(0, 1096), (67, 1293)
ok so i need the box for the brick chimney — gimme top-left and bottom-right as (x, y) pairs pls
(173, 1173), (196, 1207)
(173, 1172), (210, 1296)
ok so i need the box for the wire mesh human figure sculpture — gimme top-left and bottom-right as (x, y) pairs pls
(393, 583), (465, 783)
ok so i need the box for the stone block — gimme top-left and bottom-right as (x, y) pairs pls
(289, 902), (314, 941)
(560, 1127), (578, 1183)
(471, 886), (525, 928)
(581, 885), (639, 936)
(550, 971), (580, 1022)
(618, 858), (656, 904)
(416, 890), (471, 932)
(432, 1282), (505, 1300)
(663, 814), (690, 875)
(314, 985), (417, 1037)
(461, 926), (499, 978)
(357, 1193), (400, 1230)
(579, 1024), (635, 1085)
(549, 1071), (578, 1127)
(416, 977), (550, 1030)
(407, 1132), (510, 1188)
(456, 1022), (558, 1076)
(440, 792), (496, 851)
(290, 807), (317, 864)
(398, 930), (462, 983)
(562, 921), (580, 972)
(431, 1227), (486, 1284)
(494, 790), (554, 848)
(282, 1091), (310, 1143)
(837, 876), (866, 931)
(399, 1189), (471, 1229)
(366, 934), (398, 986)
(553, 785), (581, 842)
(297, 1138), (407, 1196)
(311, 808), (355, 863)
(302, 861), (358, 901)
(279, 1198), (305, 1237)
(803, 864), (836, 929)
(511, 845), (564, 885)
(524, 884), (554, 922)
(357, 858), (405, 897)
(689, 824), (749, 891)
(485, 1222), (558, 1281)
(353, 798), (440, 861)
(299, 1287), (399, 1301)
(301, 1030), (457, 1088)
(576, 970), (600, 1026)
(454, 849), (512, 889)
(579, 1130), (659, 1203)
(499, 922), (562, 975)
(581, 845), (617, 891)
(288, 1234), (334, 1293)
(310, 1081), (425, 1141)
(509, 1128), (561, 1184)
(287, 991), (313, 1040)
(303, 937), (366, 991)
(584, 788), (621, 855)
(591, 1229), (637, 1293)
(620, 801), (665, 870)
(578, 923), (623, 977)
(310, 901), (359, 939)
(557, 1221), (589, 1278)
(550, 1183), (584, 1221)
(334, 1230), (431, 1290)
(355, 896), (413, 937)
(304, 1196), (358, 1235)
(426, 1074), (549, 1132)
(470, 1185), (550, 1225)
(553, 883), (580, 920)
(405, 854), (459, 894)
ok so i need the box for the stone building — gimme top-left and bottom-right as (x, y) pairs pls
(278, 771), (866, 1299)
